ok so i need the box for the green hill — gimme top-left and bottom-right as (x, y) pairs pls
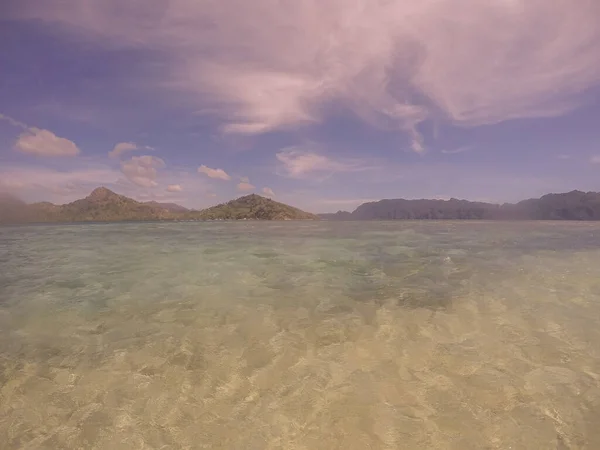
(0, 188), (318, 223)
(189, 194), (319, 220)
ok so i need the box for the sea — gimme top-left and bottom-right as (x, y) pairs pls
(1, 221), (600, 449)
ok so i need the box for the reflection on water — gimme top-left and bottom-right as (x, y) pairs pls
(1, 221), (600, 449)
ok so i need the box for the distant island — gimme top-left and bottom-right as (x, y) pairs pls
(2, 188), (600, 223)
(0, 187), (318, 223)
(319, 190), (600, 221)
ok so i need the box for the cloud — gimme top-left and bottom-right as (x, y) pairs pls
(262, 187), (275, 197)
(14, 127), (81, 157)
(590, 155), (600, 164)
(198, 165), (231, 180)
(120, 155), (165, 187)
(276, 146), (367, 178)
(0, 113), (27, 129)
(109, 142), (154, 158)
(109, 142), (137, 158)
(11, 0), (600, 152)
(2, 113), (81, 157)
(237, 181), (255, 191)
(166, 184), (183, 192)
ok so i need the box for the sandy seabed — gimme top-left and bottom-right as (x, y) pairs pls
(1, 221), (600, 449)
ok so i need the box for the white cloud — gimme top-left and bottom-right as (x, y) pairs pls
(198, 165), (231, 180)
(276, 146), (367, 178)
(120, 155), (165, 187)
(14, 127), (80, 157)
(166, 184), (183, 192)
(11, 0), (600, 152)
(109, 142), (154, 158)
(109, 142), (137, 158)
(237, 181), (255, 191)
(262, 187), (275, 197)
(590, 155), (600, 164)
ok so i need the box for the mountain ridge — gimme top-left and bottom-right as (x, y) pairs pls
(0, 188), (318, 223)
(4, 188), (600, 223)
(319, 190), (600, 221)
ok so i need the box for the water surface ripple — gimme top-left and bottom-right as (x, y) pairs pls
(1, 221), (600, 449)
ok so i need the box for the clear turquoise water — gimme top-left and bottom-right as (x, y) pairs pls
(1, 221), (600, 449)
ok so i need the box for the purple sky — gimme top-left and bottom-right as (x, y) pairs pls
(1, 0), (600, 213)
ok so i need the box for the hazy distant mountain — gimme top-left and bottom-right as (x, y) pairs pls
(512, 190), (600, 220)
(0, 188), (318, 223)
(318, 211), (353, 221)
(319, 190), (600, 221)
(192, 194), (319, 220)
(143, 201), (189, 213)
(4, 188), (600, 224)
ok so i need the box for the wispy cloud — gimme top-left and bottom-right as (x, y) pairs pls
(198, 165), (231, 180)
(276, 145), (369, 179)
(0, 113), (28, 129)
(590, 155), (600, 164)
(11, 0), (600, 152)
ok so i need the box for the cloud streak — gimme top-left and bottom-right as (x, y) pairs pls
(0, 113), (28, 129)
(276, 145), (370, 179)
(9, 0), (600, 153)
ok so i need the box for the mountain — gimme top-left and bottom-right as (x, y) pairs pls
(512, 190), (600, 220)
(0, 187), (176, 223)
(4, 188), (600, 224)
(191, 194), (319, 220)
(0, 188), (318, 223)
(319, 190), (600, 221)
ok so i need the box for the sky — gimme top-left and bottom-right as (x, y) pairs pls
(1, 0), (600, 213)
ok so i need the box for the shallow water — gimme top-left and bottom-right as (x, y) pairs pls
(1, 221), (600, 449)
